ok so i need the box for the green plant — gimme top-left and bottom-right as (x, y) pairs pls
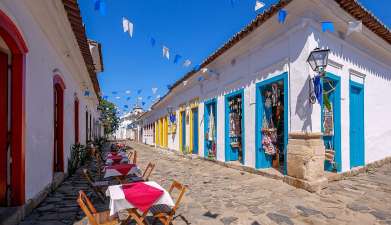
(67, 144), (86, 175)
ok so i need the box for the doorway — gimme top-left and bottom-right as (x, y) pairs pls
(0, 51), (8, 205)
(180, 111), (186, 152)
(255, 73), (288, 173)
(225, 90), (244, 164)
(204, 100), (217, 159)
(53, 76), (65, 173)
(191, 108), (199, 154)
(322, 73), (341, 172)
(350, 80), (365, 168)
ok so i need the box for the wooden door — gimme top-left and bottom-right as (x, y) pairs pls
(0, 52), (8, 205)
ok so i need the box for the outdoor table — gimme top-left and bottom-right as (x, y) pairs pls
(106, 181), (175, 224)
(105, 152), (128, 165)
(103, 163), (141, 179)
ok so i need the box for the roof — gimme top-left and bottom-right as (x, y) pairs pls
(62, 0), (101, 96)
(152, 0), (390, 109)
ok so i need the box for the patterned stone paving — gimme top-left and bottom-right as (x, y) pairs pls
(19, 142), (391, 225)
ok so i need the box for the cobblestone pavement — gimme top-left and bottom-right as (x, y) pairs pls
(19, 142), (391, 225)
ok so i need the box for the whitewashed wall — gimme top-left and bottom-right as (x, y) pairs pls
(0, 1), (101, 201)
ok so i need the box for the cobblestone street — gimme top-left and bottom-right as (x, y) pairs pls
(20, 142), (391, 225)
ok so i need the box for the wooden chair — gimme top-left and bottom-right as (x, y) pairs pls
(132, 150), (137, 164)
(77, 190), (121, 225)
(82, 169), (108, 203)
(151, 180), (187, 225)
(127, 151), (134, 162)
(126, 162), (155, 184)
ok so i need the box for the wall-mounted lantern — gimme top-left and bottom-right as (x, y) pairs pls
(307, 48), (330, 104)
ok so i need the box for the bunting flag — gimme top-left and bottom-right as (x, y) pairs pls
(122, 17), (133, 37)
(156, 95), (161, 99)
(138, 97), (143, 101)
(278, 9), (287, 24)
(137, 89), (142, 94)
(147, 96), (152, 100)
(124, 105), (129, 108)
(125, 90), (131, 94)
(174, 54), (182, 64)
(94, 0), (106, 15)
(183, 59), (192, 67)
(142, 102), (146, 106)
(150, 37), (156, 47)
(162, 46), (170, 59)
(166, 85), (171, 89)
(103, 95), (108, 100)
(126, 97), (131, 101)
(346, 20), (362, 36)
(112, 91), (118, 95)
(152, 87), (158, 94)
(230, 0), (235, 7)
(183, 80), (188, 86)
(254, 1), (265, 11)
(193, 64), (201, 71)
(322, 21), (334, 33)
(115, 96), (121, 99)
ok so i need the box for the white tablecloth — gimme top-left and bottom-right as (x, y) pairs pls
(106, 181), (175, 216)
(103, 165), (141, 178)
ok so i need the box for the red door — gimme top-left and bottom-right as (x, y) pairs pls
(0, 52), (8, 205)
(53, 83), (64, 172)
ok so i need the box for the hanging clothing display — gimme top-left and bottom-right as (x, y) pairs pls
(323, 105), (334, 136)
(208, 104), (215, 142)
(229, 96), (242, 149)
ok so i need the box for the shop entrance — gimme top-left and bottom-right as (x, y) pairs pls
(322, 74), (341, 172)
(204, 100), (217, 159)
(180, 111), (186, 152)
(256, 73), (288, 173)
(225, 90), (244, 164)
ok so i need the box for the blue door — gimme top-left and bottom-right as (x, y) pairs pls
(181, 111), (186, 152)
(350, 81), (364, 168)
(192, 108), (199, 154)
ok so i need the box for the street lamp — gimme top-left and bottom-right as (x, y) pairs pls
(307, 48), (330, 76)
(307, 48), (330, 104)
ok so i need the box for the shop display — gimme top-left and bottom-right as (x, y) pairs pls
(228, 96), (242, 149)
(323, 105), (334, 136)
(261, 81), (285, 168)
(206, 103), (216, 159)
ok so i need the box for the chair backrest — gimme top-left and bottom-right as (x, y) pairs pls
(77, 190), (98, 225)
(132, 151), (137, 164)
(127, 151), (133, 162)
(168, 180), (187, 215)
(83, 169), (95, 186)
(142, 162), (155, 181)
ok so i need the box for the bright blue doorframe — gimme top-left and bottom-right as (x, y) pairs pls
(181, 111), (186, 152)
(350, 80), (365, 168)
(204, 99), (217, 157)
(192, 108), (199, 154)
(224, 89), (245, 163)
(255, 72), (288, 173)
(322, 73), (342, 172)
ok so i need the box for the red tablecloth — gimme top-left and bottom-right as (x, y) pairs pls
(107, 164), (135, 175)
(122, 182), (164, 212)
(107, 155), (123, 164)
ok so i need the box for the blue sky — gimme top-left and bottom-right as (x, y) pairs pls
(78, 0), (390, 114)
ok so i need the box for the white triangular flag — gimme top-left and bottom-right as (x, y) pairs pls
(183, 80), (188, 86)
(201, 68), (208, 73)
(125, 90), (131, 94)
(346, 20), (362, 36)
(183, 59), (192, 67)
(122, 17), (133, 37)
(254, 1), (265, 11)
(162, 46), (170, 59)
(152, 87), (158, 94)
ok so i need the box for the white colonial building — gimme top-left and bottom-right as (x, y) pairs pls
(115, 106), (144, 141)
(141, 0), (391, 185)
(0, 0), (104, 216)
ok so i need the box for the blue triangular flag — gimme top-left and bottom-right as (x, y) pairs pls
(278, 9), (287, 24)
(150, 38), (156, 47)
(322, 21), (334, 33)
(142, 102), (146, 106)
(230, 0), (235, 7)
(94, 0), (106, 15)
(126, 97), (131, 101)
(193, 65), (200, 71)
(167, 85), (171, 89)
(173, 54), (182, 64)
(137, 89), (142, 94)
(112, 91), (118, 95)
(124, 105), (129, 108)
(103, 95), (108, 100)
(147, 96), (152, 100)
